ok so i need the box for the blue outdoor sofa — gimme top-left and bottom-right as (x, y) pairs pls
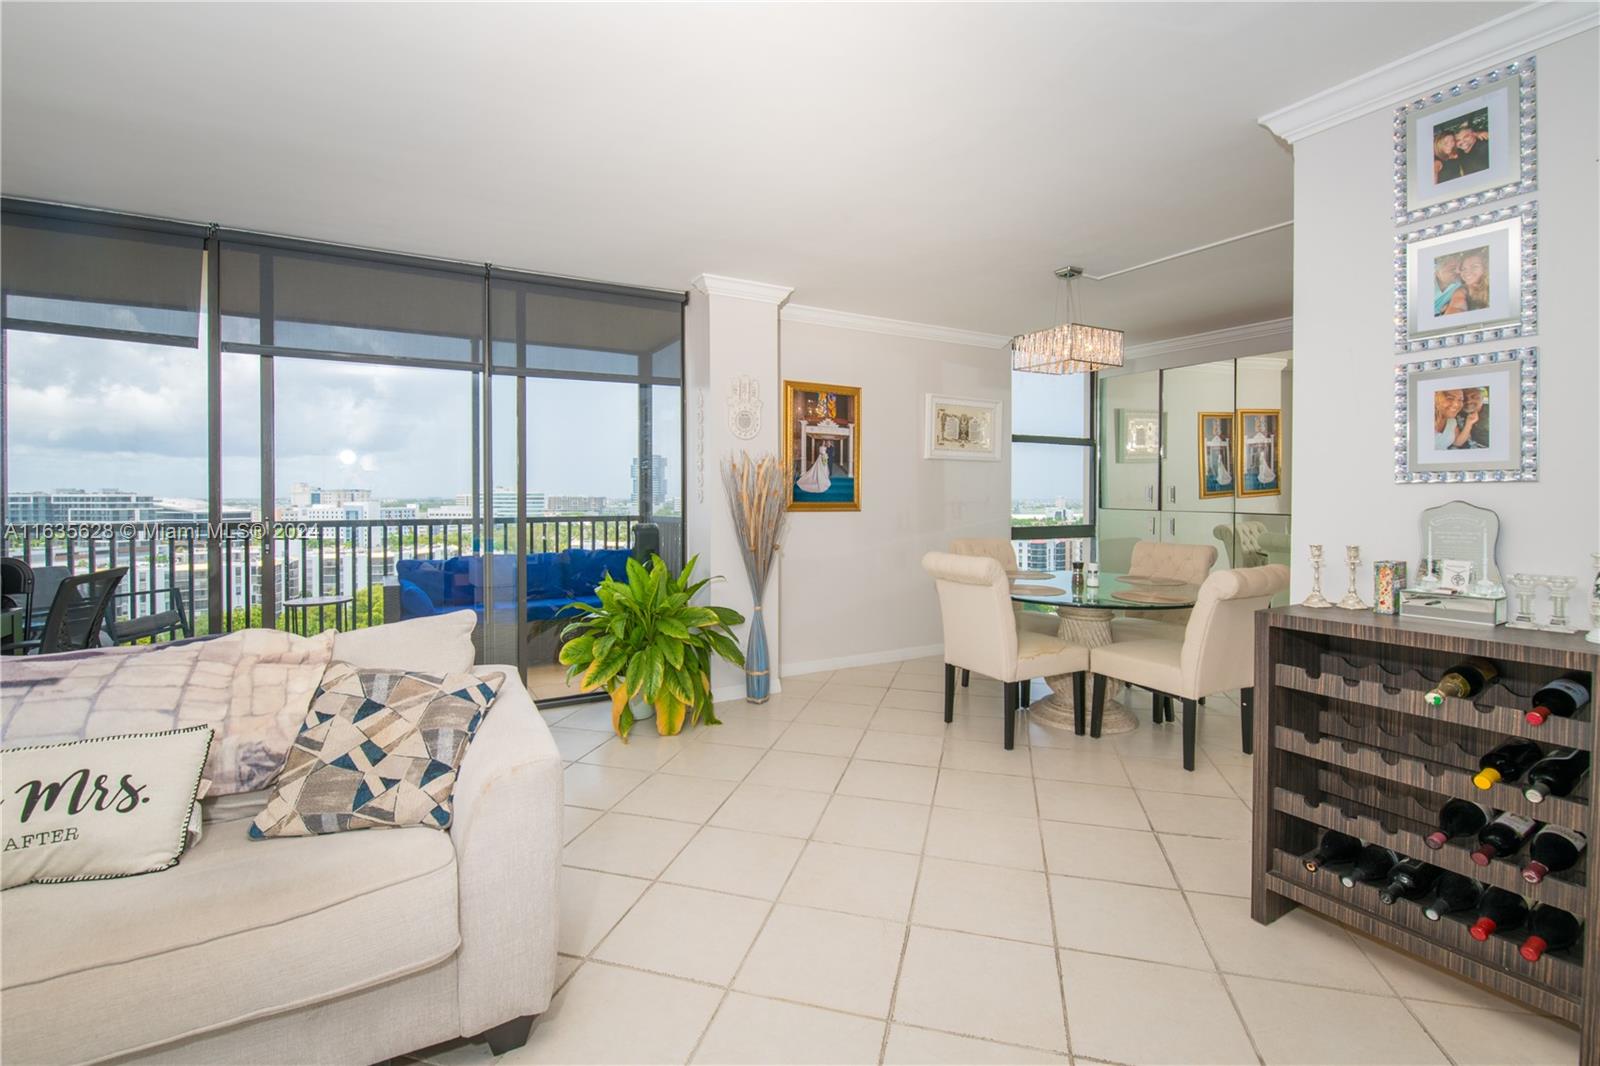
(395, 549), (631, 624)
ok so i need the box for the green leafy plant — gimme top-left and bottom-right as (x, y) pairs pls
(558, 554), (746, 740)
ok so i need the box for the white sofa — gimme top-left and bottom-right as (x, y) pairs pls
(1, 616), (564, 1066)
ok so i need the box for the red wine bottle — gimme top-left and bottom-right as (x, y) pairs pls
(1340, 845), (1399, 888)
(1522, 826), (1587, 884)
(1425, 658), (1499, 706)
(1302, 830), (1361, 873)
(1523, 749), (1590, 804)
(1469, 887), (1529, 941)
(1519, 906), (1582, 962)
(1525, 676), (1591, 727)
(1424, 799), (1494, 849)
(1424, 873), (1483, 921)
(1378, 859), (1443, 905)
(1470, 812), (1538, 866)
(1473, 740), (1544, 790)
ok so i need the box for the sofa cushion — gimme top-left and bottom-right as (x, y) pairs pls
(249, 664), (503, 838)
(332, 609), (477, 675)
(397, 578), (437, 620)
(441, 555), (476, 605)
(0, 814), (458, 1065)
(525, 552), (564, 598)
(565, 548), (630, 593)
(395, 559), (450, 609)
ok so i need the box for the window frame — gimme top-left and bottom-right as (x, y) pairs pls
(1009, 370), (1097, 542)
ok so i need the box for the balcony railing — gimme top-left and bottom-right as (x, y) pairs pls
(3, 515), (682, 640)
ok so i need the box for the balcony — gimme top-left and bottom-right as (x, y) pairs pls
(3, 514), (681, 702)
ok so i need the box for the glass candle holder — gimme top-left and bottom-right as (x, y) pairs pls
(1506, 574), (1539, 629)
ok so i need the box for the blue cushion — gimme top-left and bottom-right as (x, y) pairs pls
(525, 553), (564, 598)
(396, 560), (449, 608)
(565, 549), (630, 594)
(398, 579), (437, 620)
(441, 556), (476, 605)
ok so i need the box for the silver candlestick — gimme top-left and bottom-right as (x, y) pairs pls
(1337, 545), (1369, 610)
(1303, 544), (1332, 608)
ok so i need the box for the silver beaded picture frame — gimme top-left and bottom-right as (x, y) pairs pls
(1393, 347), (1538, 484)
(1393, 55), (1535, 225)
(1395, 200), (1537, 353)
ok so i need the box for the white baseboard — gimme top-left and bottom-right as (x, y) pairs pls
(781, 643), (944, 678)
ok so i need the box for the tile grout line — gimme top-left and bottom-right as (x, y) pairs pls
(1026, 688), (1079, 1063)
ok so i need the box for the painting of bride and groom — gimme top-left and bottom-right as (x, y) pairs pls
(784, 380), (861, 511)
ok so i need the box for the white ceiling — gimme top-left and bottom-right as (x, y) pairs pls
(0, 2), (1522, 345)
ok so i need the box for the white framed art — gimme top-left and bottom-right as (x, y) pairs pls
(924, 394), (1001, 461)
(1396, 201), (1536, 352)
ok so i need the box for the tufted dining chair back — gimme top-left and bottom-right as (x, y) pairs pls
(1180, 564), (1289, 697)
(922, 552), (1018, 682)
(948, 538), (1018, 574)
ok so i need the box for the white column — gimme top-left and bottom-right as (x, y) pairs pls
(684, 274), (793, 700)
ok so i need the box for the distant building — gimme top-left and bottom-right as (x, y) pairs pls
(453, 487), (543, 518)
(1015, 539), (1070, 571)
(288, 483), (372, 509)
(546, 495), (608, 515)
(631, 455), (668, 512)
(6, 488), (250, 525)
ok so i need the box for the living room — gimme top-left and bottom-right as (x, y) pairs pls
(2, 3), (1598, 1065)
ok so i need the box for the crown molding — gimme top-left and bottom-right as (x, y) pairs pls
(780, 303), (1010, 349)
(1259, 2), (1597, 144)
(690, 274), (794, 305)
(1123, 317), (1293, 361)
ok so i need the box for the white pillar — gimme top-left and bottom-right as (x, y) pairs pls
(684, 274), (793, 700)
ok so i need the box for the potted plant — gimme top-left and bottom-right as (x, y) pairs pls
(558, 554), (746, 740)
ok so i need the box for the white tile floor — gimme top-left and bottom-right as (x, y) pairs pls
(412, 656), (1580, 1066)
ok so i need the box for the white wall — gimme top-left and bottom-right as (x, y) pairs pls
(1290, 29), (1598, 602)
(776, 320), (1011, 673)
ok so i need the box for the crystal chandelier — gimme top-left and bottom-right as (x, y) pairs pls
(1011, 267), (1124, 375)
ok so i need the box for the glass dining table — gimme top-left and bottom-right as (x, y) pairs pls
(1009, 570), (1199, 735)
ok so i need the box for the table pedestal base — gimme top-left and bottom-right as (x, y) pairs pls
(1027, 605), (1139, 735)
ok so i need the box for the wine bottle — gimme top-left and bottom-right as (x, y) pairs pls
(1424, 873), (1483, 921)
(1525, 675), (1592, 727)
(1519, 905), (1583, 962)
(1472, 740), (1544, 790)
(1470, 812), (1538, 866)
(1302, 830), (1361, 873)
(1424, 799), (1494, 850)
(1425, 658), (1499, 706)
(1522, 826), (1587, 884)
(1377, 859), (1443, 905)
(1468, 887), (1529, 941)
(1523, 749), (1591, 804)
(1340, 845), (1399, 888)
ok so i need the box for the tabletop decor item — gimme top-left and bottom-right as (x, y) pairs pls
(723, 452), (788, 702)
(1394, 55), (1536, 225)
(1337, 546), (1370, 610)
(1507, 573), (1540, 629)
(1373, 561), (1407, 615)
(559, 554), (746, 739)
(1542, 576), (1578, 633)
(1393, 347), (1538, 484)
(1396, 201), (1536, 352)
(924, 394), (1001, 461)
(1303, 544), (1333, 608)
(1399, 502), (1508, 626)
(1588, 553), (1600, 645)
(783, 380), (861, 511)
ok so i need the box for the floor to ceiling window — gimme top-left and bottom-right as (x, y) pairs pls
(1, 200), (686, 697)
(1010, 368), (1095, 569)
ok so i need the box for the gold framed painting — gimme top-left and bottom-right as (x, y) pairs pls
(782, 380), (860, 511)
(1196, 412), (1235, 499)
(1235, 409), (1282, 498)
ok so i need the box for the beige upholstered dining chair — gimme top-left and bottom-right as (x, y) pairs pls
(949, 537), (1056, 698)
(1088, 564), (1288, 770)
(922, 552), (1089, 749)
(1112, 539), (1219, 641)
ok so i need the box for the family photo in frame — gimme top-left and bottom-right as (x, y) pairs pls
(1395, 57), (1535, 223)
(1394, 349), (1538, 484)
(1398, 202), (1536, 351)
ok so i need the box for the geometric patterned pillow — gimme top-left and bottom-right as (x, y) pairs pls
(248, 663), (503, 840)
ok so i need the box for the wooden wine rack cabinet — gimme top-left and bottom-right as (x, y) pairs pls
(1252, 606), (1600, 1058)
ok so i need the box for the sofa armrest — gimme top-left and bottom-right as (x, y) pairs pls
(449, 666), (564, 1037)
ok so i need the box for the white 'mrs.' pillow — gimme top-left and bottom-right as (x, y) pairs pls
(2, 725), (212, 890)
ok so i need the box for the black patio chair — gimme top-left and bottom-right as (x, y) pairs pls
(14, 567), (129, 656)
(104, 586), (193, 645)
(2, 557), (34, 650)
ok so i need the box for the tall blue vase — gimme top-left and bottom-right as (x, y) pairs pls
(746, 600), (770, 703)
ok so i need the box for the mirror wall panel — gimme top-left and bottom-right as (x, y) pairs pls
(1097, 370), (1160, 512)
